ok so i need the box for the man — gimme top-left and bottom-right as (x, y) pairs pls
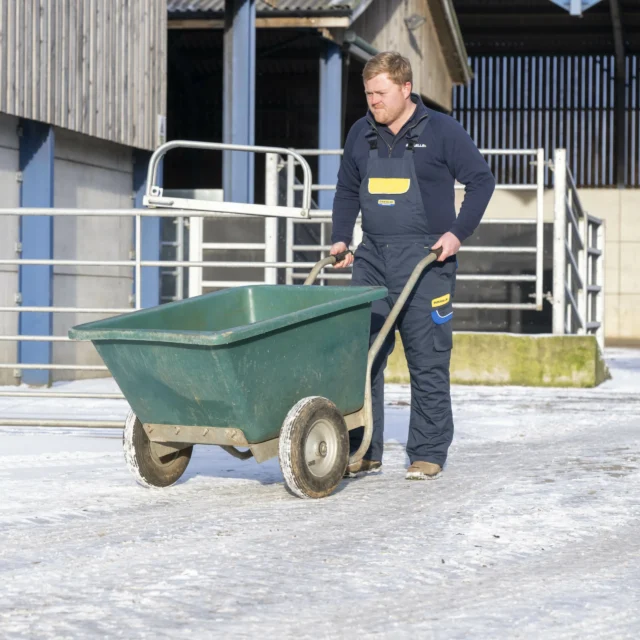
(331, 52), (495, 480)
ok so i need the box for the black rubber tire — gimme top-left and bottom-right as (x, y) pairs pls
(123, 411), (193, 488)
(278, 396), (349, 499)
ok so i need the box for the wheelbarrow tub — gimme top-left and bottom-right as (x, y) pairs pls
(69, 285), (387, 444)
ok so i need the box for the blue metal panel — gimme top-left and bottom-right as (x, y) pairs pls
(18, 121), (54, 386)
(318, 42), (343, 212)
(223, 0), (256, 204)
(133, 150), (162, 308)
(451, 53), (637, 188)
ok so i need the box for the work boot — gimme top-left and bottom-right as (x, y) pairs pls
(405, 461), (442, 480)
(344, 459), (382, 478)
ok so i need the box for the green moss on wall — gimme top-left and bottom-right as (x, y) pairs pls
(386, 333), (610, 388)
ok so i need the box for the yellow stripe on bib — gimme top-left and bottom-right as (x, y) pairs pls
(431, 294), (450, 308)
(368, 178), (410, 195)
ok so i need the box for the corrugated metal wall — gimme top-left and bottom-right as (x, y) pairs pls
(453, 54), (640, 188)
(0, 0), (166, 151)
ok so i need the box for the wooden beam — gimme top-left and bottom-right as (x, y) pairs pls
(168, 16), (350, 30)
(169, 19), (224, 30)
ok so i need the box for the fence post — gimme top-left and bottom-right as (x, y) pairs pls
(596, 223), (605, 348)
(553, 148), (567, 335)
(188, 216), (203, 298)
(285, 154), (295, 284)
(578, 207), (589, 334)
(535, 148), (545, 310)
(264, 153), (279, 284)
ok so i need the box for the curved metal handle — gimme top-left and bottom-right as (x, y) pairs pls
(350, 247), (443, 466)
(303, 250), (353, 286)
(144, 140), (314, 212)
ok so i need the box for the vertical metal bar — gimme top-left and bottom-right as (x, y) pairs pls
(481, 56), (487, 155)
(535, 147), (545, 310)
(552, 57), (558, 184)
(610, 0), (626, 187)
(537, 56), (544, 184)
(580, 56), (586, 184)
(585, 56), (596, 187)
(188, 216), (203, 298)
(264, 153), (279, 285)
(631, 56), (637, 186)
(609, 56), (614, 185)
(544, 57), (551, 185)
(135, 213), (141, 309)
(558, 55), (565, 181)
(596, 223), (605, 347)
(509, 56), (515, 183)
(473, 57), (479, 154)
(526, 56), (532, 182)
(320, 222), (326, 286)
(600, 54), (605, 183)
(285, 154), (294, 285)
(353, 214), (363, 249)
(627, 56), (633, 186)
(553, 149), (567, 335)
(501, 56), (507, 182)
(175, 217), (184, 299)
(595, 55), (601, 186)
(470, 54), (476, 136)
(578, 195), (588, 332)
(515, 56), (521, 183)
(565, 57), (572, 179)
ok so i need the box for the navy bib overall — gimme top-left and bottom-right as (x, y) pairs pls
(350, 117), (456, 465)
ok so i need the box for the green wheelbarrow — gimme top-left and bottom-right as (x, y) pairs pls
(69, 248), (442, 499)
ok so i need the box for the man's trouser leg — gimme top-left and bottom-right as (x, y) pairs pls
(391, 243), (455, 467)
(349, 240), (394, 462)
(398, 304), (454, 467)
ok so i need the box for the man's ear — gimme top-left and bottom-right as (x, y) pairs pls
(403, 82), (412, 99)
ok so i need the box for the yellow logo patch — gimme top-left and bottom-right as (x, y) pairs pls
(368, 178), (411, 195)
(378, 199), (395, 206)
(431, 294), (450, 308)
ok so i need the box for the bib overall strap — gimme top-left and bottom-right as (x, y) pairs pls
(365, 127), (378, 159)
(405, 117), (429, 154)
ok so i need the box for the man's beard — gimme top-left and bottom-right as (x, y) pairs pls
(372, 105), (402, 125)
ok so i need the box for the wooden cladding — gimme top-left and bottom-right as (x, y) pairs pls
(0, 0), (167, 151)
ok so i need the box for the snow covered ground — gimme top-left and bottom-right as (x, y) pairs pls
(1, 349), (639, 639)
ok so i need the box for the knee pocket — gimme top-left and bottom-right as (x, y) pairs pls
(431, 303), (453, 352)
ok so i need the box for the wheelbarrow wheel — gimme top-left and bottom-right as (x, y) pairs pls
(123, 410), (193, 488)
(279, 396), (349, 499)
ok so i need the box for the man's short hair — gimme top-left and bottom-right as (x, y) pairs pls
(363, 51), (413, 86)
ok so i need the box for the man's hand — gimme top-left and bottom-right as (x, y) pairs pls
(431, 232), (461, 262)
(330, 242), (354, 269)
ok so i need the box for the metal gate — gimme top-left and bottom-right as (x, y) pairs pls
(0, 141), (605, 429)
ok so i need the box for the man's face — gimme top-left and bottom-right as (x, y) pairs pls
(364, 73), (411, 125)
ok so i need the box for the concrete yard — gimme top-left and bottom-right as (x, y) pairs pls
(0, 349), (639, 638)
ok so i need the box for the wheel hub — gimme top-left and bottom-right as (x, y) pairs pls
(305, 419), (338, 478)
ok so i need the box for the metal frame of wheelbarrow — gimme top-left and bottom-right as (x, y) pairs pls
(140, 247), (443, 473)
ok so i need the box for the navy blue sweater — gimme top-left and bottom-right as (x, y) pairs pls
(331, 95), (496, 245)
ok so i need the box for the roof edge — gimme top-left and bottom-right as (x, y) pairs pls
(427, 0), (474, 85)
